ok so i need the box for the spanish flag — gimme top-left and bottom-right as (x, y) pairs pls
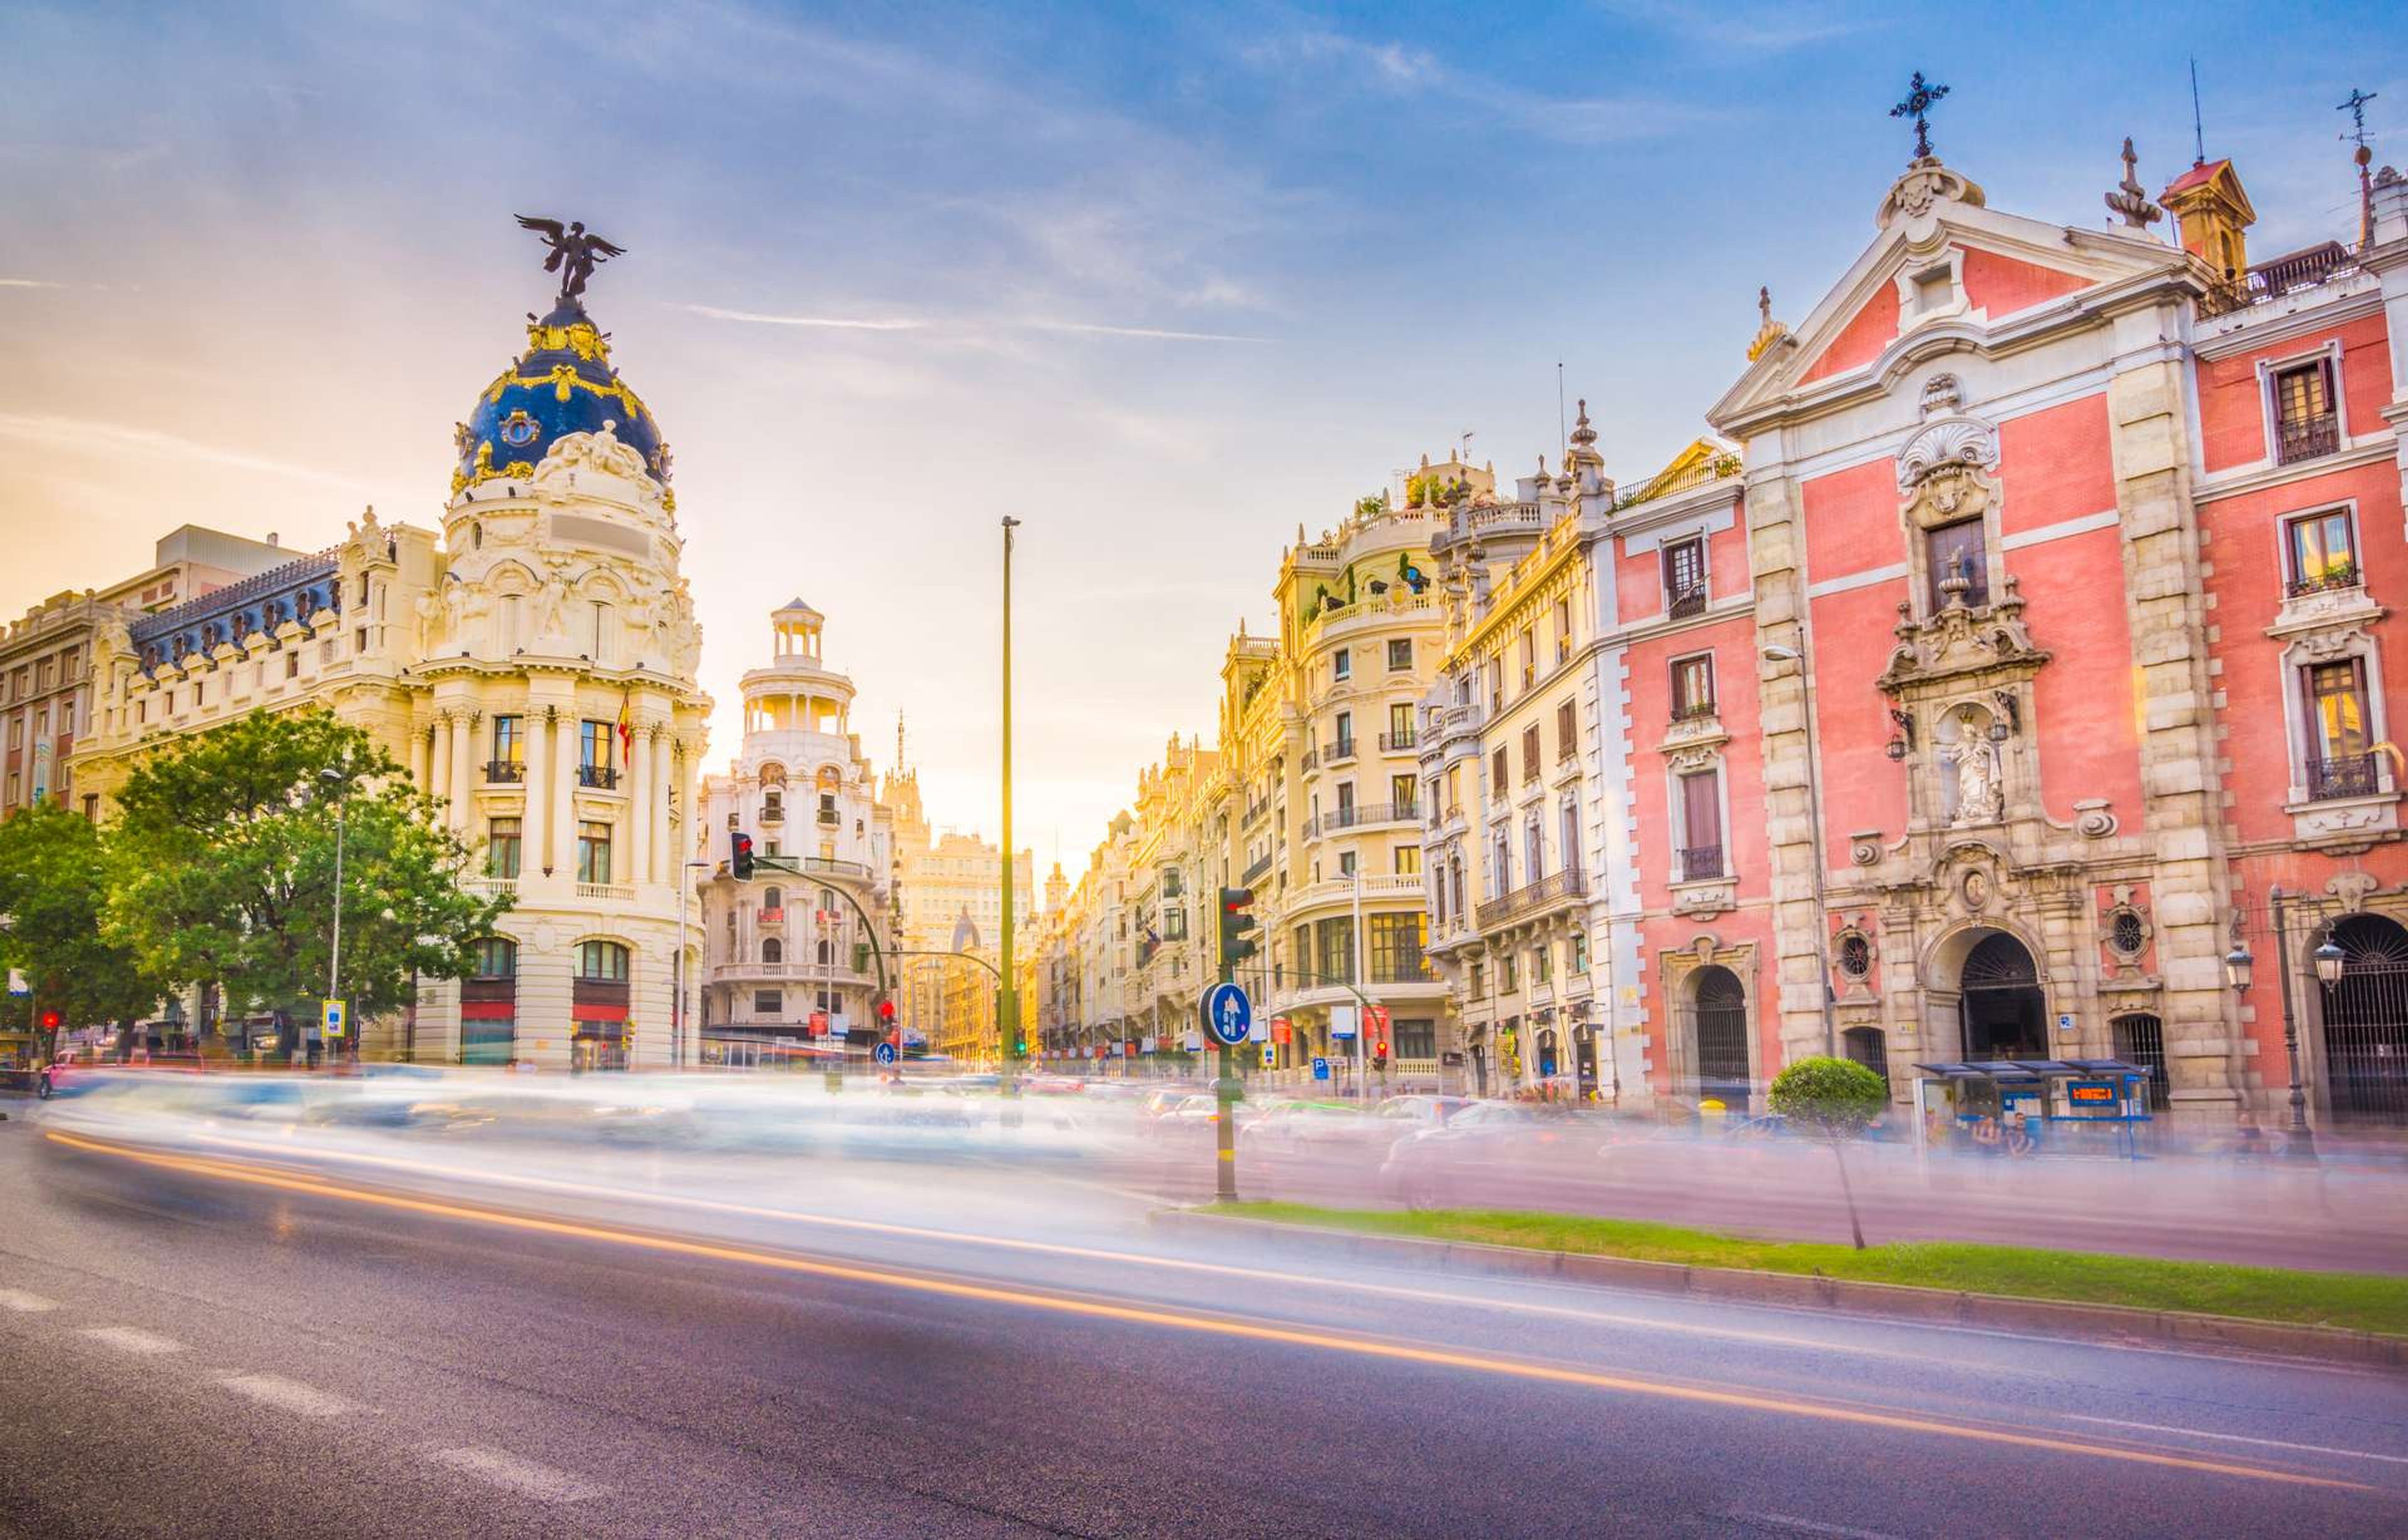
(616, 692), (633, 768)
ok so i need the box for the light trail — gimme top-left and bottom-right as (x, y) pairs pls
(45, 1129), (2370, 1493)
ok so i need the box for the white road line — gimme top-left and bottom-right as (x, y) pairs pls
(2064, 1414), (2408, 1467)
(0, 1289), (58, 1312)
(423, 1445), (601, 1502)
(78, 1326), (182, 1354)
(214, 1373), (358, 1418)
(1731, 1512), (1906, 1540)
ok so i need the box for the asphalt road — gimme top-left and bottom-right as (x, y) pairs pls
(2, 1104), (2404, 1539)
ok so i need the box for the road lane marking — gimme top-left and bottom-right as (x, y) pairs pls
(424, 1445), (601, 1502)
(163, 1129), (1945, 1365)
(2064, 1415), (2408, 1467)
(46, 1130), (2367, 1492)
(215, 1373), (359, 1418)
(0, 1289), (58, 1312)
(78, 1326), (181, 1354)
(1730, 1513), (1906, 1539)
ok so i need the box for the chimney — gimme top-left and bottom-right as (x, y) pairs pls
(2372, 166), (2408, 250)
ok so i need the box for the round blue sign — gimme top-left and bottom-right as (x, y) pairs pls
(1201, 983), (1252, 1048)
(873, 1042), (898, 1065)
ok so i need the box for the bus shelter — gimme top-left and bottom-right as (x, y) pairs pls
(1911, 1058), (2155, 1161)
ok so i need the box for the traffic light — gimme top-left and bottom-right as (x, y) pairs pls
(731, 830), (755, 879)
(877, 997), (896, 1023)
(1372, 1036), (1390, 1067)
(1218, 887), (1257, 969)
(39, 1010), (61, 1031)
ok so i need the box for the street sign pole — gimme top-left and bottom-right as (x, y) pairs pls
(1201, 979), (1251, 1201)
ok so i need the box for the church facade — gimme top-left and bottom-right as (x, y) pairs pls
(70, 289), (712, 1070)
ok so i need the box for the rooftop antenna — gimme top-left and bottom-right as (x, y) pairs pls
(1458, 428), (1476, 464)
(1556, 361), (1567, 460)
(895, 709), (906, 774)
(2340, 88), (2379, 248)
(2189, 57), (2205, 166)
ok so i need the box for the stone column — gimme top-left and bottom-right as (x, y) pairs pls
(522, 701), (551, 881)
(552, 709), (579, 879)
(448, 711), (476, 831)
(429, 712), (453, 820)
(409, 720), (431, 795)
(629, 724), (653, 891)
(646, 727), (668, 885)
(679, 733), (702, 870)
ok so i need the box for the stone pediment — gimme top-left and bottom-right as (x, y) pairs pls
(1876, 575), (2050, 695)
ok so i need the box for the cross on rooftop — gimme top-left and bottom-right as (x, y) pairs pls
(2338, 87), (2379, 149)
(1891, 70), (1950, 162)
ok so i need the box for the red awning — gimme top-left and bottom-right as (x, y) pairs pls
(459, 1001), (517, 1021)
(571, 1001), (629, 1024)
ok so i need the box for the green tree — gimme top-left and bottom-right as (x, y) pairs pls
(0, 802), (168, 1063)
(1766, 1055), (1891, 1250)
(104, 710), (510, 1060)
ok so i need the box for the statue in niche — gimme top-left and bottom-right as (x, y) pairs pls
(415, 590), (445, 657)
(1948, 710), (2003, 824)
(530, 568), (569, 642)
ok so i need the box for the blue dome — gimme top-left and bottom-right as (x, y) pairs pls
(452, 300), (670, 498)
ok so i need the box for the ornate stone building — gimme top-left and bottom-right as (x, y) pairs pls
(695, 602), (894, 1063)
(71, 287), (712, 1069)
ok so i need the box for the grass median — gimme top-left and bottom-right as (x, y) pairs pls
(1205, 1201), (2408, 1338)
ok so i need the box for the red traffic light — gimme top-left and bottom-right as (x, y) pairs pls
(39, 1010), (61, 1030)
(878, 998), (896, 1021)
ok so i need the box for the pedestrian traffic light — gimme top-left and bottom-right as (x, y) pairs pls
(731, 830), (755, 879)
(1218, 887), (1257, 968)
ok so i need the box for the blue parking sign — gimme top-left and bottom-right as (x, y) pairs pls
(1312, 1057), (1329, 1082)
(1201, 982), (1252, 1048)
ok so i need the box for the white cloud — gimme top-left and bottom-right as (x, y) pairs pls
(0, 278), (63, 288)
(1025, 319), (1272, 344)
(675, 302), (927, 331)
(1592, 1), (1870, 52)
(0, 413), (386, 498)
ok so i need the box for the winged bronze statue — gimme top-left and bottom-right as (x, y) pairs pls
(514, 215), (626, 305)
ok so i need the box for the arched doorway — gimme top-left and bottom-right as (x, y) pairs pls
(1691, 966), (1751, 1112)
(2324, 914), (2408, 1125)
(1960, 932), (2044, 1060)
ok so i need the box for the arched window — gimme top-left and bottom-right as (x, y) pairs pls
(816, 939), (834, 966)
(763, 937), (783, 964)
(578, 940), (630, 981)
(473, 937), (518, 979)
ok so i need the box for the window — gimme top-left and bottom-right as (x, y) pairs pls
(1367, 912), (1428, 983)
(1524, 819), (1545, 882)
(1499, 952), (1518, 991)
(1333, 710), (1354, 756)
(1556, 699), (1578, 761)
(1837, 932), (1873, 981)
(1521, 724), (1541, 783)
(579, 720), (617, 787)
(1469, 961), (1486, 998)
(2303, 659), (2375, 799)
(1671, 653), (1716, 719)
(491, 714), (523, 776)
(1386, 638), (1412, 671)
(487, 817), (522, 878)
(1519, 626), (1535, 688)
(1555, 597), (1572, 663)
(1160, 867), (1183, 899)
(1333, 647), (1351, 682)
(2272, 357), (2339, 465)
(1337, 849), (1358, 877)
(1663, 536), (1707, 618)
(1315, 916), (1358, 984)
(576, 820), (613, 885)
(761, 885), (783, 911)
(1391, 773), (1417, 813)
(2285, 508), (2358, 595)
(1534, 941), (1552, 984)
(473, 937), (518, 978)
(1394, 843), (1420, 875)
(578, 940), (629, 980)
(1569, 931), (1588, 972)
(1492, 831), (1511, 896)
(1925, 517), (1988, 609)
(1387, 701), (1414, 749)
(1678, 769), (1724, 881)
(1487, 657), (1503, 712)
(763, 937), (783, 964)
(754, 990), (783, 1016)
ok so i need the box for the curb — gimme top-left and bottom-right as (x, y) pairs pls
(1146, 1209), (2408, 1372)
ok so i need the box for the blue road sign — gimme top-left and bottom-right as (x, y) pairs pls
(872, 1041), (898, 1065)
(1201, 982), (1252, 1048)
(1312, 1057), (1330, 1082)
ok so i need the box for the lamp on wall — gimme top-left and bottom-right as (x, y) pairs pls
(2313, 930), (2345, 988)
(2223, 937), (2254, 993)
(1884, 706), (1913, 761)
(1988, 689), (2020, 742)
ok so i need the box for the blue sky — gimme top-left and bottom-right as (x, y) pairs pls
(1, 1), (2400, 865)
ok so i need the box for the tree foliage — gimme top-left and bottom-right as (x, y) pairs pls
(0, 801), (168, 1053)
(1768, 1055), (1890, 1138)
(104, 710), (510, 1026)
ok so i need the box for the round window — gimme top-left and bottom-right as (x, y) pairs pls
(1837, 932), (1872, 980)
(2109, 909), (2147, 958)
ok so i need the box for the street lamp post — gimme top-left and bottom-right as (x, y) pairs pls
(2252, 888), (2321, 1161)
(1000, 516), (1022, 1092)
(322, 767), (347, 1065)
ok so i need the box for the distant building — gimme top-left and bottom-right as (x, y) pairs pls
(695, 602), (895, 1064)
(1, 525), (290, 821)
(882, 741), (1032, 1059)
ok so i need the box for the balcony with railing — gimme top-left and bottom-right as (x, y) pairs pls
(1678, 843), (1726, 883)
(1299, 747), (1319, 774)
(1474, 867), (1587, 928)
(1667, 584), (1708, 621)
(2285, 562), (2362, 599)
(1242, 796), (1272, 828)
(1671, 696), (1718, 724)
(577, 763), (620, 790)
(2306, 752), (2382, 802)
(1304, 801), (1417, 838)
(1324, 737), (1358, 765)
(1378, 727), (1417, 752)
(577, 881), (636, 901)
(2276, 412), (2342, 466)
(816, 806), (840, 826)
(759, 804), (784, 823)
(484, 759), (524, 784)
(2199, 240), (2360, 319)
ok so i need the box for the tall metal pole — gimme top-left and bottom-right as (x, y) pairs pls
(325, 772), (347, 1065)
(2268, 887), (2318, 1161)
(1000, 517), (1022, 1092)
(1351, 867), (1367, 1101)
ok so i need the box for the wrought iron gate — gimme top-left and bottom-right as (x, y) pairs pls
(1692, 967), (1751, 1112)
(2326, 916), (2408, 1125)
